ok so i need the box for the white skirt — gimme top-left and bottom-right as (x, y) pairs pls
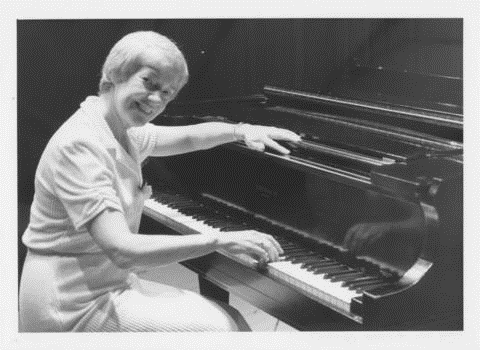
(19, 250), (251, 332)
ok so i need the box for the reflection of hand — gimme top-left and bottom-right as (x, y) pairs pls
(234, 124), (301, 155)
(343, 222), (394, 254)
(213, 230), (284, 264)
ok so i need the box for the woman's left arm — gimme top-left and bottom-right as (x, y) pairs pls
(145, 122), (301, 157)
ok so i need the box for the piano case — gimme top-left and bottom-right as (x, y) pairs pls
(140, 59), (463, 331)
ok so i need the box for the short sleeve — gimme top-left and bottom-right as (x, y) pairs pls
(52, 139), (123, 231)
(128, 123), (158, 162)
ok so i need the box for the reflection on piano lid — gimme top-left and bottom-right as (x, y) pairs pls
(142, 83), (462, 330)
(325, 58), (463, 116)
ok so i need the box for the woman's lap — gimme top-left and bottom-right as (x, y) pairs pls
(80, 276), (251, 332)
(20, 252), (250, 332)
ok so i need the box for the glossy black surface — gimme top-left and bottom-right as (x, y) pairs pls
(144, 85), (463, 330)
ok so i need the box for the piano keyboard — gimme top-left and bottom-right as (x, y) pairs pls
(143, 189), (395, 321)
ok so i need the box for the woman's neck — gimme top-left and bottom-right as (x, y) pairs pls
(100, 93), (130, 153)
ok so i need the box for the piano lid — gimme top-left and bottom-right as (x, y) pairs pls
(321, 19), (463, 116)
(324, 58), (463, 116)
(265, 19), (463, 142)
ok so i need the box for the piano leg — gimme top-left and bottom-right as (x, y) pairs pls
(199, 276), (230, 304)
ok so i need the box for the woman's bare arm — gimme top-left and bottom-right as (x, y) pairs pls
(87, 208), (283, 272)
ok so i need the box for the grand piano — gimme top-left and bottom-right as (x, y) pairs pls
(139, 58), (463, 331)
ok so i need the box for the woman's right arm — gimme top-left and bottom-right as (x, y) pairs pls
(87, 208), (283, 272)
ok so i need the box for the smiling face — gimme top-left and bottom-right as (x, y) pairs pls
(108, 64), (184, 128)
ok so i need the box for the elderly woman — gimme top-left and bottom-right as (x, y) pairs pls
(19, 31), (301, 332)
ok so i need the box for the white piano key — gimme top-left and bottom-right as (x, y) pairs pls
(267, 260), (361, 312)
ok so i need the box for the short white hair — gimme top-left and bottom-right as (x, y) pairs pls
(99, 31), (189, 94)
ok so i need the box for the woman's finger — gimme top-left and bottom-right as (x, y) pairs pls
(264, 234), (284, 255)
(268, 127), (302, 142)
(237, 241), (267, 262)
(245, 139), (266, 152)
(261, 137), (290, 155)
(261, 241), (279, 262)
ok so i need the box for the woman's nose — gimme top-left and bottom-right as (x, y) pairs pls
(147, 92), (163, 104)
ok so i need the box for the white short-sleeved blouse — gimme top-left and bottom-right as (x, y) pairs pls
(20, 96), (161, 331)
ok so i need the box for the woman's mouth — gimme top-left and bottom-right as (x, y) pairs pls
(135, 101), (154, 116)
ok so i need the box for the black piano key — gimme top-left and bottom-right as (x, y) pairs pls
(312, 265), (347, 275)
(220, 226), (253, 232)
(178, 209), (210, 217)
(342, 276), (381, 288)
(282, 253), (308, 260)
(300, 257), (330, 268)
(348, 280), (387, 291)
(207, 215), (250, 229)
(282, 249), (313, 258)
(279, 242), (301, 249)
(275, 239), (294, 246)
(204, 220), (232, 228)
(353, 282), (392, 292)
(275, 235), (295, 241)
(170, 197), (195, 204)
(204, 217), (231, 224)
(154, 194), (183, 203)
(289, 253), (324, 264)
(330, 271), (366, 282)
(323, 268), (363, 279)
(174, 204), (201, 211)
(302, 258), (335, 268)
(168, 203), (200, 214)
(271, 234), (292, 241)
(161, 199), (187, 206)
(281, 248), (306, 256)
(304, 260), (339, 271)
(208, 222), (230, 229)
(277, 246), (301, 253)
(203, 218), (226, 225)
(348, 277), (386, 287)
(168, 201), (196, 208)
(219, 220), (256, 230)
(282, 250), (316, 261)
(175, 202), (254, 230)
(276, 241), (300, 249)
(151, 196), (169, 204)
(242, 225), (257, 230)
(191, 213), (215, 220)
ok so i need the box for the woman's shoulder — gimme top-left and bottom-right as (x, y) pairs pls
(45, 113), (109, 164)
(51, 98), (110, 148)
(52, 117), (100, 148)
(34, 113), (108, 185)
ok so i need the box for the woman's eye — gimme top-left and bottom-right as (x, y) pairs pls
(142, 77), (155, 89)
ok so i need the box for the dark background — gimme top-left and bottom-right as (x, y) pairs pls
(17, 19), (462, 278)
(17, 18), (462, 204)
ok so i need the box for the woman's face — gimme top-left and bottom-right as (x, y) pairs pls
(109, 65), (183, 128)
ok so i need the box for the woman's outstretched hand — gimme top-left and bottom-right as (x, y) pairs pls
(235, 124), (302, 155)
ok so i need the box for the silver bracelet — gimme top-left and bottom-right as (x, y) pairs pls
(233, 123), (245, 141)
